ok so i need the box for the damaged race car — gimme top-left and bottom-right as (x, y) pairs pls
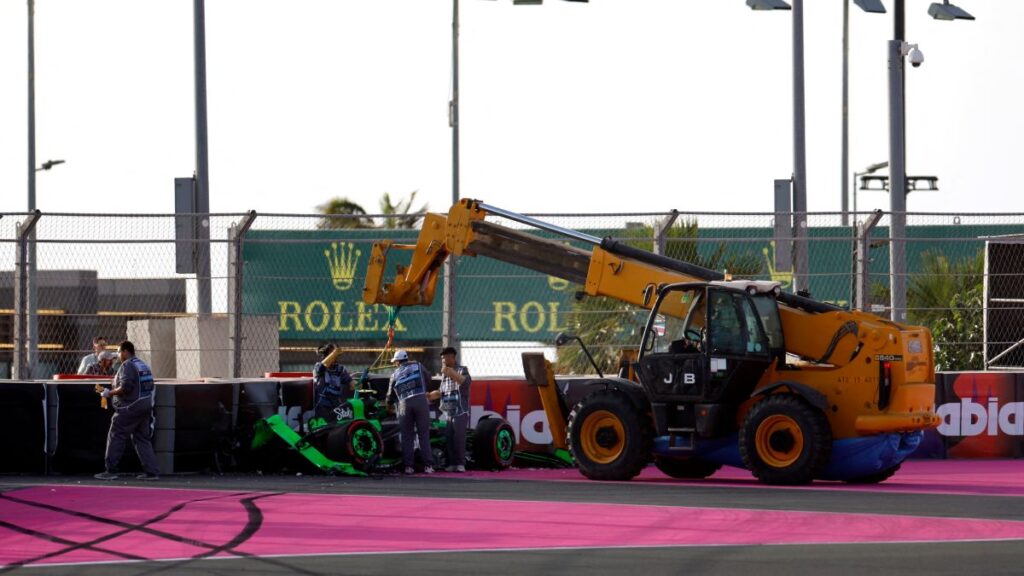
(252, 383), (516, 476)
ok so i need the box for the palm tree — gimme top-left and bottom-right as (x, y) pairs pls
(908, 249), (984, 370)
(871, 249), (984, 370)
(907, 249), (983, 327)
(378, 191), (428, 229)
(316, 197), (374, 229)
(931, 285), (984, 371)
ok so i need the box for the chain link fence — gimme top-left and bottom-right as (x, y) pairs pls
(3, 209), (1023, 379)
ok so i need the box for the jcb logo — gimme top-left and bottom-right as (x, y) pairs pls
(664, 372), (697, 385)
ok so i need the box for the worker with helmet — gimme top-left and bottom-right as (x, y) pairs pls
(386, 349), (434, 474)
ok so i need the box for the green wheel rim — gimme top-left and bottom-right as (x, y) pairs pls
(351, 428), (379, 460)
(496, 428), (515, 462)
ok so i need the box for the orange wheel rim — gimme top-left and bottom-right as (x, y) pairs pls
(580, 410), (625, 464)
(755, 414), (804, 468)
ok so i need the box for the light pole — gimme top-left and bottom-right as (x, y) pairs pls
(887, 0), (973, 323)
(27, 0), (38, 378)
(444, 0), (464, 353)
(842, 1), (886, 227)
(444, 0), (588, 353)
(193, 0), (212, 317)
(746, 0), (808, 294)
(852, 160), (888, 222)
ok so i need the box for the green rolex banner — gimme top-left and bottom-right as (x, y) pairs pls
(242, 223), (1022, 342)
(242, 229), (580, 341)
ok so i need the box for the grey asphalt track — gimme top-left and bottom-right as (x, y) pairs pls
(3, 471), (1023, 575)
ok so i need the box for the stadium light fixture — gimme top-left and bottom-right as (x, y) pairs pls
(928, 1), (975, 20)
(746, 0), (791, 10)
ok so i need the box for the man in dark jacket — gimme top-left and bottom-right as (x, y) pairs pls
(313, 343), (354, 421)
(429, 346), (471, 472)
(94, 341), (160, 481)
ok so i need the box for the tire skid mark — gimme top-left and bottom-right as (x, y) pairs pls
(0, 519), (147, 563)
(0, 490), (262, 570)
(123, 493), (322, 576)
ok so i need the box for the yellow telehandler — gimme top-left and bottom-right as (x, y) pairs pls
(363, 199), (939, 484)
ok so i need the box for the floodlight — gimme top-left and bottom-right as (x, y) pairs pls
(746, 0), (791, 10)
(928, 1), (975, 21)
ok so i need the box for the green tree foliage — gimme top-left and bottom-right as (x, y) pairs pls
(871, 249), (984, 371)
(379, 191), (428, 229)
(316, 192), (427, 229)
(554, 220), (762, 375)
(931, 284), (984, 371)
(907, 249), (984, 327)
(316, 197), (374, 229)
(909, 249), (984, 371)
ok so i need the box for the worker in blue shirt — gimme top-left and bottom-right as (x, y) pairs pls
(313, 343), (354, 421)
(94, 340), (160, 481)
(386, 350), (434, 475)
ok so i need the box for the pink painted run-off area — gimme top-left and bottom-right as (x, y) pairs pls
(1, 473), (1023, 568)
(468, 459), (1024, 498)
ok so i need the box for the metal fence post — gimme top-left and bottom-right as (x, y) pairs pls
(443, 256), (458, 353)
(653, 210), (680, 256)
(854, 210), (883, 312)
(13, 211), (41, 379)
(773, 179), (794, 289)
(888, 39), (908, 323)
(227, 211), (257, 378)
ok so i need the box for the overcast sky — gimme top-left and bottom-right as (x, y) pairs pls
(0, 0), (1021, 217)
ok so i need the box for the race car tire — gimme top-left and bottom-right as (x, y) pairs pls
(325, 419), (383, 468)
(472, 417), (515, 470)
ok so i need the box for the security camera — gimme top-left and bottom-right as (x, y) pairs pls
(909, 46), (924, 67)
(902, 42), (925, 68)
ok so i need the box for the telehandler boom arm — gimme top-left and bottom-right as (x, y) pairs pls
(363, 199), (928, 374)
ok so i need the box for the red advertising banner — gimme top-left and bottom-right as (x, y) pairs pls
(469, 379), (550, 452)
(471, 372), (1024, 459)
(938, 372), (1023, 458)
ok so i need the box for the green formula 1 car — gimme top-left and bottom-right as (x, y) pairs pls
(252, 388), (516, 476)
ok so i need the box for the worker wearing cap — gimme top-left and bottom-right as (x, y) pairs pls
(428, 346), (472, 473)
(84, 350), (118, 377)
(386, 349), (434, 474)
(78, 336), (110, 375)
(313, 343), (353, 421)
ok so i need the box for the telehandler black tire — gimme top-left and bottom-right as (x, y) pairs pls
(739, 394), (831, 485)
(845, 463), (901, 484)
(567, 389), (653, 481)
(654, 456), (722, 479)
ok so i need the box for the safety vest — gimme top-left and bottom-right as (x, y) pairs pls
(113, 356), (154, 409)
(314, 362), (352, 406)
(391, 361), (427, 402)
(439, 366), (469, 416)
(131, 356), (155, 397)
